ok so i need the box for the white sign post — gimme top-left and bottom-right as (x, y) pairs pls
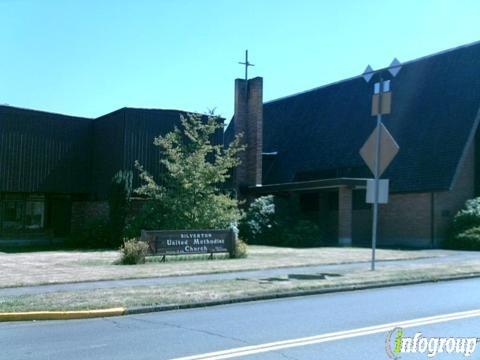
(361, 59), (401, 271)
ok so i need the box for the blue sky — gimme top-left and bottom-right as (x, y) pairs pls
(1, 0), (480, 121)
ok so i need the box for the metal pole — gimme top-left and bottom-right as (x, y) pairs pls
(371, 76), (383, 271)
(244, 50), (248, 99)
(245, 50), (248, 81)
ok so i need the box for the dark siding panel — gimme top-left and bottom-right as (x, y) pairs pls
(0, 106), (225, 200)
(91, 109), (126, 199)
(124, 109), (181, 190)
(0, 107), (92, 193)
(123, 109), (224, 190)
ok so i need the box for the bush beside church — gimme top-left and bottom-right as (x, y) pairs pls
(444, 197), (480, 250)
(239, 195), (325, 248)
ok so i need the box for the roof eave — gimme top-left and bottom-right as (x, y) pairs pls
(248, 177), (369, 194)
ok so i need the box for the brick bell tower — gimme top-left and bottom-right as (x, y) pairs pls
(233, 76), (263, 194)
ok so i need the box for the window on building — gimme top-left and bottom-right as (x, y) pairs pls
(25, 200), (45, 229)
(0, 194), (45, 232)
(3, 200), (24, 230)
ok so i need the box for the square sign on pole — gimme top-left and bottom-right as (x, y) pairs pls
(371, 92), (391, 116)
(366, 179), (389, 204)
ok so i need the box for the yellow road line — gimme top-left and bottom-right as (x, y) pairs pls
(0, 307), (125, 321)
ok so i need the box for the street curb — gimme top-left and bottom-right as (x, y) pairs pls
(3, 273), (480, 322)
(0, 307), (125, 322)
(125, 273), (480, 315)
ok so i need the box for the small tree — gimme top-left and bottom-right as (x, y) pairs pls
(133, 113), (245, 232)
(109, 170), (132, 246)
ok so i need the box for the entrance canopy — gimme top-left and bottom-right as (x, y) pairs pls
(248, 177), (370, 247)
(248, 177), (368, 195)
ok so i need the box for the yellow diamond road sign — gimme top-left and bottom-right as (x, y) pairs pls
(360, 123), (399, 177)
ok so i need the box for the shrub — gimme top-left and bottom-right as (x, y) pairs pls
(444, 197), (480, 249)
(119, 239), (149, 265)
(452, 227), (480, 250)
(67, 218), (111, 249)
(230, 239), (248, 259)
(239, 195), (324, 247)
(451, 197), (480, 235)
(279, 219), (323, 247)
(238, 196), (275, 244)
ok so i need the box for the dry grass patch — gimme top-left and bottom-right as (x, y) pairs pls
(1, 261), (479, 313)
(0, 246), (446, 288)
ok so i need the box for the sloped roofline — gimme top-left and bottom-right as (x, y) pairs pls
(0, 104), (92, 120)
(96, 106), (223, 120)
(123, 106), (210, 114)
(265, 39), (480, 105)
(0, 105), (217, 121)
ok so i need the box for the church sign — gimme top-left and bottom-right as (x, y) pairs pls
(141, 229), (235, 258)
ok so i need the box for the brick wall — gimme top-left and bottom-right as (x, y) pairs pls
(376, 141), (475, 247)
(71, 198), (148, 234)
(70, 201), (109, 232)
(233, 77), (263, 189)
(338, 187), (352, 245)
(378, 192), (432, 247)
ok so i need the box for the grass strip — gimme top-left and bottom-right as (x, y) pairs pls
(0, 246), (445, 288)
(1, 262), (479, 313)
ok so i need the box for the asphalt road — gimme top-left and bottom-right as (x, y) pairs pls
(3, 278), (480, 359)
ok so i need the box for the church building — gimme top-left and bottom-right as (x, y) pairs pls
(2, 41), (480, 248)
(227, 41), (480, 247)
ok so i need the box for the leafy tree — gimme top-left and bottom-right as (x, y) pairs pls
(132, 112), (245, 232)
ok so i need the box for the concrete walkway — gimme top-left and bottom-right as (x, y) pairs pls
(1, 250), (479, 297)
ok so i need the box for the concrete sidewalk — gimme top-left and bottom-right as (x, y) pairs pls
(2, 250), (479, 297)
